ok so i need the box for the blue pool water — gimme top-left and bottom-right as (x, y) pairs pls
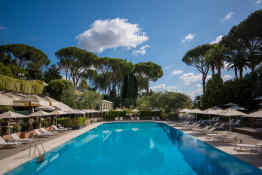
(5, 122), (262, 175)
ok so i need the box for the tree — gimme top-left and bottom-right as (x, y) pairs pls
(206, 44), (226, 78)
(134, 62), (163, 95)
(76, 90), (102, 109)
(43, 79), (75, 102)
(201, 74), (224, 108)
(55, 47), (97, 87)
(136, 92), (192, 113)
(0, 44), (50, 79)
(121, 72), (138, 107)
(79, 79), (90, 91)
(223, 10), (262, 73)
(183, 44), (211, 94)
(0, 63), (13, 77)
(43, 65), (62, 83)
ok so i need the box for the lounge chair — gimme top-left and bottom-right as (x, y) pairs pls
(156, 116), (160, 120)
(40, 128), (56, 135)
(34, 129), (52, 137)
(152, 117), (155, 120)
(10, 133), (33, 143)
(119, 117), (123, 121)
(234, 143), (262, 152)
(137, 117), (140, 120)
(0, 136), (21, 148)
(51, 125), (68, 131)
(115, 117), (119, 121)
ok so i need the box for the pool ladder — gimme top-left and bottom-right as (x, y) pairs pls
(29, 143), (46, 163)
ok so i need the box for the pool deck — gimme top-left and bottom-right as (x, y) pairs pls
(0, 122), (103, 175)
(0, 120), (262, 174)
(163, 121), (262, 170)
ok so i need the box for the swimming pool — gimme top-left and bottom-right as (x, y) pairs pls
(5, 122), (262, 175)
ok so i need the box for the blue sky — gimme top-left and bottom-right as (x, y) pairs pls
(0, 0), (262, 98)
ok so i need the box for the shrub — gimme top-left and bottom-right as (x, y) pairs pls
(0, 74), (45, 94)
(57, 116), (87, 129)
(139, 110), (161, 120)
(104, 110), (127, 121)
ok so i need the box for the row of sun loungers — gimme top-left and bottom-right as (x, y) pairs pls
(180, 119), (262, 153)
(0, 125), (69, 148)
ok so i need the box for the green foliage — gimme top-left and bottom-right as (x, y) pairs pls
(121, 72), (138, 107)
(76, 90), (102, 109)
(201, 74), (224, 108)
(104, 110), (127, 121)
(79, 79), (90, 91)
(137, 92), (192, 113)
(43, 65), (62, 83)
(139, 110), (161, 120)
(134, 62), (163, 94)
(57, 117), (86, 129)
(0, 63), (13, 77)
(43, 79), (75, 101)
(182, 44), (211, 94)
(0, 74), (45, 94)
(0, 44), (50, 79)
(56, 47), (97, 87)
(0, 105), (14, 112)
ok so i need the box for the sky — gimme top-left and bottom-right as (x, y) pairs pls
(0, 0), (262, 98)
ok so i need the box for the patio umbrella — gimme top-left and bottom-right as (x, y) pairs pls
(202, 108), (225, 123)
(28, 110), (51, 117)
(226, 105), (246, 111)
(0, 111), (29, 119)
(224, 102), (238, 106)
(189, 109), (204, 121)
(254, 96), (262, 100)
(179, 109), (191, 113)
(248, 110), (262, 118)
(218, 109), (247, 130)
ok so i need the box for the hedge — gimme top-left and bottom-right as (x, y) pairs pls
(138, 110), (161, 120)
(57, 117), (87, 129)
(0, 74), (45, 94)
(104, 110), (127, 121)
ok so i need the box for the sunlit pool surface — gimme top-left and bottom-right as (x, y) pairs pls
(5, 122), (262, 175)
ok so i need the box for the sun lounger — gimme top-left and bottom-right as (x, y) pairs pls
(10, 134), (33, 143)
(115, 117), (119, 120)
(34, 129), (52, 137)
(119, 117), (123, 121)
(136, 117), (140, 120)
(156, 116), (160, 120)
(234, 143), (262, 152)
(51, 125), (68, 131)
(0, 136), (21, 148)
(40, 128), (56, 135)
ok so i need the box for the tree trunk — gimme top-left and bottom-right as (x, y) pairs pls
(202, 75), (206, 95)
(211, 65), (215, 76)
(234, 67), (238, 79)
(239, 68), (243, 79)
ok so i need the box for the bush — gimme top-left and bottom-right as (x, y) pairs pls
(104, 110), (127, 121)
(57, 116), (87, 129)
(139, 110), (161, 120)
(0, 74), (45, 94)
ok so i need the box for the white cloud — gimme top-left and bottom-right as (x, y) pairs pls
(179, 73), (202, 85)
(189, 87), (203, 98)
(77, 18), (148, 52)
(172, 70), (184, 76)
(210, 35), (223, 44)
(0, 26), (6, 30)
(132, 44), (150, 56)
(182, 33), (195, 43)
(256, 0), (262, 4)
(223, 74), (233, 81)
(151, 84), (177, 92)
(223, 12), (234, 21)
